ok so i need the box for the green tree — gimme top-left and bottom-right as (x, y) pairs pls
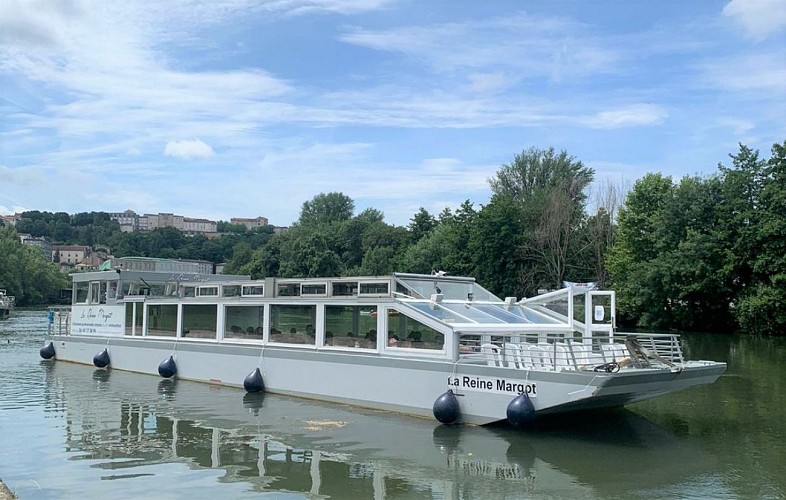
(408, 208), (437, 242)
(298, 192), (354, 227)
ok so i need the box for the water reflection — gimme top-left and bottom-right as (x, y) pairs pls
(36, 359), (723, 499)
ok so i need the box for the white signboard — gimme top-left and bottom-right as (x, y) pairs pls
(71, 305), (125, 336)
(447, 375), (537, 397)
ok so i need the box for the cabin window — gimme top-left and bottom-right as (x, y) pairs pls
(242, 285), (264, 296)
(124, 303), (134, 336)
(107, 281), (118, 300)
(121, 282), (139, 296)
(324, 305), (377, 348)
(146, 304), (178, 337)
(332, 282), (358, 297)
(182, 304), (217, 339)
(74, 282), (89, 304)
(359, 282), (389, 296)
(222, 285), (241, 297)
(198, 286), (218, 297)
(89, 282), (101, 304)
(270, 304), (316, 345)
(183, 286), (196, 298)
(301, 283), (327, 296)
(386, 309), (444, 350)
(277, 283), (300, 297)
(124, 303), (143, 336)
(225, 305), (264, 341)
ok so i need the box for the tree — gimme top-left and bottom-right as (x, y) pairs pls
(298, 192), (354, 227)
(489, 147), (594, 205)
(408, 208), (437, 242)
(489, 147), (595, 290)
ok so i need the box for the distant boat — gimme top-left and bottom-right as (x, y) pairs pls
(42, 270), (726, 425)
(0, 289), (15, 320)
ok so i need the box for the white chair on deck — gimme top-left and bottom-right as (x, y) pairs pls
(553, 343), (573, 371)
(602, 343), (628, 361)
(503, 343), (526, 369)
(480, 343), (503, 367)
(528, 344), (552, 370)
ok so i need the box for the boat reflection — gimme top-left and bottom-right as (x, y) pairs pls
(43, 362), (719, 498)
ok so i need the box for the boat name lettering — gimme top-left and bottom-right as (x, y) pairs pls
(168, 273), (210, 283)
(447, 376), (537, 396)
(80, 307), (114, 323)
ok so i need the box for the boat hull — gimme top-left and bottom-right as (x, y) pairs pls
(47, 334), (726, 425)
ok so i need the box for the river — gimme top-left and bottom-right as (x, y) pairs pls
(1, 310), (784, 499)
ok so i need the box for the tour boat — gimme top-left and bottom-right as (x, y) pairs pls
(0, 289), (14, 319)
(41, 270), (726, 425)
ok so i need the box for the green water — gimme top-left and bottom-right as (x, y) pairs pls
(1, 310), (783, 499)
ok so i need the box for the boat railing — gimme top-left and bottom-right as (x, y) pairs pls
(48, 307), (71, 336)
(456, 331), (685, 372)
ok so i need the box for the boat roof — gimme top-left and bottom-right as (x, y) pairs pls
(69, 270), (582, 331)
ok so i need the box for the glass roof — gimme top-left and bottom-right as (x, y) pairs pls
(394, 275), (499, 301)
(401, 301), (563, 326)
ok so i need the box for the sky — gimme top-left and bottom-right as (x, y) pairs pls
(1, 0), (785, 227)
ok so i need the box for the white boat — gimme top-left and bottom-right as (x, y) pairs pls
(0, 289), (14, 319)
(42, 270), (726, 425)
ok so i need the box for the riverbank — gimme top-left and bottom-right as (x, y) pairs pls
(0, 480), (14, 499)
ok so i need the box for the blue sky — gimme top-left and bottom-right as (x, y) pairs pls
(1, 0), (785, 227)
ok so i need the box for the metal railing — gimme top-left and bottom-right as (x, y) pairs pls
(456, 331), (684, 372)
(47, 307), (71, 336)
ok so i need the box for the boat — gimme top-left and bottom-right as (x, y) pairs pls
(0, 289), (15, 319)
(41, 269), (726, 425)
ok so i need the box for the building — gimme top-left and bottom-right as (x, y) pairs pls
(231, 216), (269, 230)
(108, 210), (139, 233)
(53, 245), (90, 266)
(109, 210), (218, 235)
(1, 213), (21, 226)
(183, 217), (217, 233)
(19, 233), (54, 261)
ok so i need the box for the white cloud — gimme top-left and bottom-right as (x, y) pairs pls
(465, 73), (513, 93)
(701, 52), (786, 94)
(164, 139), (216, 159)
(339, 13), (620, 81)
(579, 104), (668, 129)
(723, 0), (786, 39)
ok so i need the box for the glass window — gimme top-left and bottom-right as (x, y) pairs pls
(242, 285), (264, 296)
(386, 309), (444, 350)
(89, 282), (100, 304)
(277, 283), (300, 297)
(222, 285), (241, 297)
(301, 283), (327, 296)
(332, 282), (358, 296)
(270, 304), (315, 345)
(182, 304), (217, 339)
(198, 286), (218, 297)
(75, 282), (89, 304)
(124, 303), (134, 336)
(359, 282), (389, 295)
(324, 305), (377, 348)
(183, 286), (196, 298)
(146, 304), (178, 337)
(225, 305), (264, 341)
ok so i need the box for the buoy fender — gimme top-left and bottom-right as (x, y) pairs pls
(158, 355), (177, 378)
(243, 367), (265, 393)
(93, 348), (110, 368)
(506, 392), (536, 427)
(40, 342), (56, 360)
(433, 389), (461, 425)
